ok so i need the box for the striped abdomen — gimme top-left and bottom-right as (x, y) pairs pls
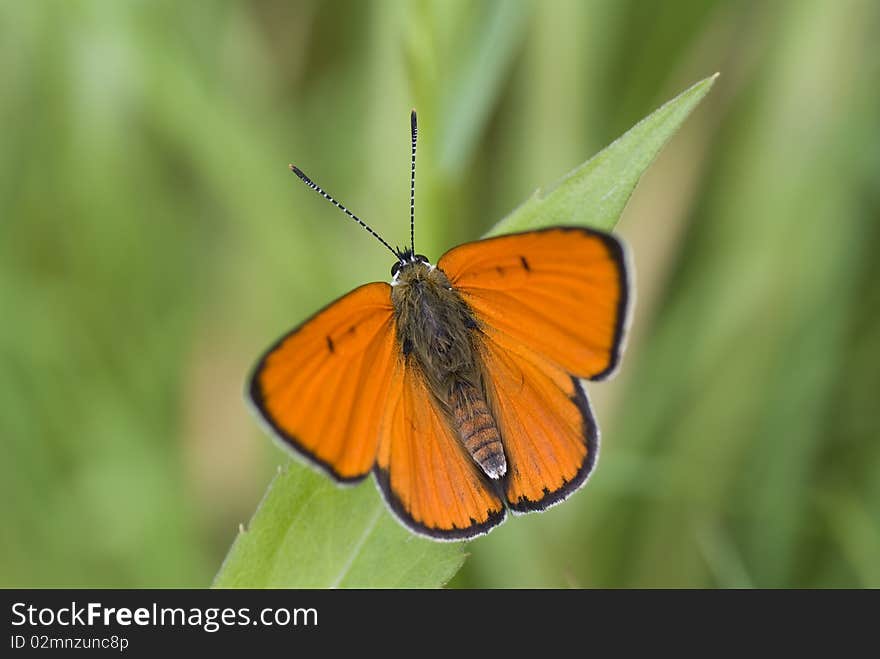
(451, 383), (507, 479)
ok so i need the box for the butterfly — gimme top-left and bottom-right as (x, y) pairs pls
(248, 111), (631, 540)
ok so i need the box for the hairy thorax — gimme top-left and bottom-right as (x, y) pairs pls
(391, 263), (479, 392)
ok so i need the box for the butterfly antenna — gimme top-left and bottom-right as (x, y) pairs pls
(289, 164), (401, 261)
(409, 109), (418, 255)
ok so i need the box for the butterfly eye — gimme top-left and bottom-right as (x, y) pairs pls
(415, 254), (429, 264)
(391, 262), (401, 277)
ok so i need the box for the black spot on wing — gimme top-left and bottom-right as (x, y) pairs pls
(519, 256), (530, 272)
(326, 335), (335, 353)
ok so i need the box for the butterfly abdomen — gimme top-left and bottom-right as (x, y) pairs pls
(451, 383), (507, 479)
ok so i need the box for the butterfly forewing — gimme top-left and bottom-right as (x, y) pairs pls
(438, 227), (629, 380)
(249, 282), (398, 481)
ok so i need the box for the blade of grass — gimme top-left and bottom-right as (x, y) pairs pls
(488, 73), (718, 236)
(213, 465), (466, 588)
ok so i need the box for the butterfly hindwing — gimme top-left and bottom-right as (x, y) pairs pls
(249, 282), (398, 482)
(480, 329), (598, 512)
(438, 226), (629, 380)
(374, 361), (506, 540)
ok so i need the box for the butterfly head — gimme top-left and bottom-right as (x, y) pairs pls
(391, 250), (432, 284)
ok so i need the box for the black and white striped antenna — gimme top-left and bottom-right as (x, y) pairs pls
(288, 164), (401, 261)
(409, 109), (418, 255)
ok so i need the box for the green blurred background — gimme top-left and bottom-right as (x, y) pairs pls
(2, 0), (878, 588)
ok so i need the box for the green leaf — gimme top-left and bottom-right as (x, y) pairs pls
(214, 75), (716, 589)
(487, 73), (719, 236)
(213, 464), (466, 588)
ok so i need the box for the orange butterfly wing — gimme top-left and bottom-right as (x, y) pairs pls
(374, 362), (506, 540)
(480, 331), (598, 511)
(249, 282), (397, 482)
(438, 226), (629, 511)
(439, 227), (629, 380)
